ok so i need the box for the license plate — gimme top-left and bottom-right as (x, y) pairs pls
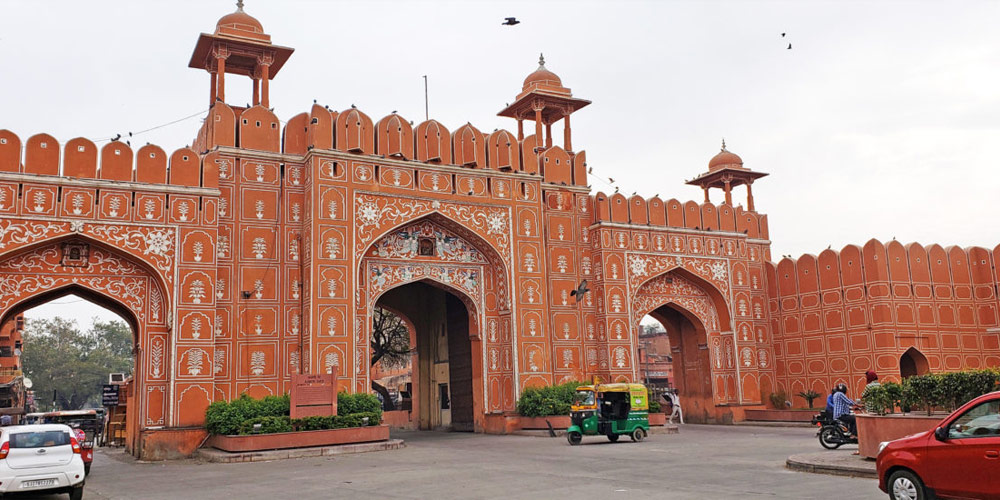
(22, 479), (56, 488)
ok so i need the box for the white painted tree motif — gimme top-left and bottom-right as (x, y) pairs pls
(192, 241), (204, 262)
(144, 198), (156, 219)
(291, 279), (300, 299)
(150, 340), (164, 378)
(758, 349), (768, 368)
(327, 199), (339, 219)
(615, 323), (623, 340)
(0, 189), (6, 210)
(215, 278), (225, 299)
(187, 349), (204, 375)
(611, 294), (622, 313)
(581, 227), (588, 243)
(636, 235), (645, 250)
(524, 252), (535, 272)
(327, 316), (337, 336)
(713, 340), (723, 369)
(215, 314), (223, 336)
(528, 318), (537, 336)
(556, 255), (568, 273)
(738, 299), (748, 316)
(562, 322), (570, 339)
(290, 167), (301, 185)
(252, 237), (267, 259)
(525, 285), (536, 304)
(214, 349), (224, 374)
(253, 314), (263, 335)
(557, 224), (565, 241)
(177, 201), (190, 221)
(736, 271), (744, 286)
(563, 349), (572, 368)
(614, 347), (627, 368)
(324, 352), (339, 375)
(587, 324), (595, 340)
(325, 237), (341, 259)
(560, 289), (568, 306)
(691, 239), (700, 252)
(611, 263), (619, 279)
(616, 233), (626, 248)
(581, 257), (591, 275)
(188, 279), (206, 304)
(255, 163), (266, 182)
(587, 348), (597, 367)
(655, 235), (665, 251)
(490, 350), (499, 370)
(528, 351), (539, 372)
(391, 169), (402, 186)
(253, 279), (264, 299)
(327, 279), (337, 298)
(751, 276), (759, 289)
(250, 351), (266, 375)
(190, 317), (203, 339)
(288, 240), (299, 261)
(150, 287), (162, 322)
(523, 218), (532, 236)
(741, 347), (753, 367)
(33, 191), (46, 212)
(254, 199), (265, 219)
(488, 321), (497, 342)
(218, 197), (228, 217)
(754, 303), (762, 319)
(742, 325), (750, 341)
(672, 237), (682, 252)
(290, 314), (300, 335)
(495, 181), (506, 197)
(70, 194), (84, 215)
(217, 235), (229, 258)
(291, 202), (301, 222)
(290, 350), (300, 371)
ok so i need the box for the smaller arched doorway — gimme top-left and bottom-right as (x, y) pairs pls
(899, 347), (930, 378)
(645, 305), (714, 422)
(374, 281), (478, 431)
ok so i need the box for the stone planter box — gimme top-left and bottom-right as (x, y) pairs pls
(649, 413), (666, 426)
(744, 409), (817, 422)
(206, 425), (390, 453)
(518, 415), (572, 430)
(857, 414), (944, 459)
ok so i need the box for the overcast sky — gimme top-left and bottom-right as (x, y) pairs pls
(4, 1), (999, 325)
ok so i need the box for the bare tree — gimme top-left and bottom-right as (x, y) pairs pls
(370, 307), (410, 410)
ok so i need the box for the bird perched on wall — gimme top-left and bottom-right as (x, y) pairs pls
(111, 133), (121, 142)
(502, 17), (520, 26)
(569, 280), (590, 303)
(588, 167), (593, 174)
(313, 99), (317, 104)
(351, 104), (357, 109)
(827, 245), (832, 250)
(614, 187), (619, 194)
(631, 192), (637, 197)
(608, 177), (615, 183)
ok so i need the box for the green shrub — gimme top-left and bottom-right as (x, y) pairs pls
(237, 416), (293, 435)
(906, 374), (941, 416)
(768, 390), (787, 409)
(796, 390), (821, 409)
(648, 398), (662, 413)
(516, 381), (584, 417)
(862, 385), (891, 415)
(205, 393), (291, 436)
(338, 392), (383, 418)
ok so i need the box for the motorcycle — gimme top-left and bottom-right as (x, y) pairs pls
(811, 410), (858, 449)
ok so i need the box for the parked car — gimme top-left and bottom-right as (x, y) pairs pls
(24, 410), (100, 475)
(876, 390), (1000, 500)
(0, 424), (86, 499)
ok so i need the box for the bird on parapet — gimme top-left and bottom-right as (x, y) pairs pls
(502, 17), (520, 26)
(111, 134), (121, 142)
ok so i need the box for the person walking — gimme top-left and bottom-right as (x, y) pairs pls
(666, 389), (684, 424)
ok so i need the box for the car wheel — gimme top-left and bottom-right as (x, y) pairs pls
(567, 431), (582, 446)
(887, 470), (925, 500)
(607, 434), (619, 442)
(819, 427), (842, 450)
(68, 485), (84, 500)
(630, 428), (646, 442)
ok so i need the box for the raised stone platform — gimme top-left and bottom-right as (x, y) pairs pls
(197, 439), (405, 463)
(786, 450), (877, 479)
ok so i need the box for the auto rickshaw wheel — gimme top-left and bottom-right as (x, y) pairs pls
(630, 428), (646, 442)
(567, 431), (582, 446)
(607, 434), (619, 442)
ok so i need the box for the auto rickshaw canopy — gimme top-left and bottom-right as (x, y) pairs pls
(576, 383), (648, 411)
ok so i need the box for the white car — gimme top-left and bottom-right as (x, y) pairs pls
(0, 424), (86, 499)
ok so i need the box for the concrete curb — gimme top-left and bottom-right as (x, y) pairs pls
(196, 439), (405, 463)
(512, 425), (680, 438)
(735, 421), (816, 429)
(785, 452), (877, 479)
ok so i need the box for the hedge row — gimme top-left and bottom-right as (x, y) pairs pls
(862, 369), (1000, 416)
(515, 381), (584, 417)
(205, 392), (383, 436)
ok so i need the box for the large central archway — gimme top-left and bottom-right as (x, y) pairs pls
(355, 214), (515, 431)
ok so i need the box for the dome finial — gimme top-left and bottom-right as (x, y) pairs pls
(538, 53), (546, 68)
(236, 0), (245, 12)
(721, 138), (727, 151)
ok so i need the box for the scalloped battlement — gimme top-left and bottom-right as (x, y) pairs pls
(590, 191), (769, 238)
(0, 129), (217, 189)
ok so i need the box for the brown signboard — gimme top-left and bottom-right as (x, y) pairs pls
(290, 373), (337, 419)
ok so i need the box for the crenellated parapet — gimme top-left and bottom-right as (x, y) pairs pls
(591, 191), (770, 239)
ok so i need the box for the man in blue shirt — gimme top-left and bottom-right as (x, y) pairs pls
(832, 383), (857, 436)
(824, 389), (835, 417)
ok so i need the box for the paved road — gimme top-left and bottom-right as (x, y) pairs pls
(15, 424), (885, 499)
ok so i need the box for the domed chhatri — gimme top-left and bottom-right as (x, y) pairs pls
(522, 54), (564, 93)
(214, 0), (269, 43)
(708, 139), (744, 171)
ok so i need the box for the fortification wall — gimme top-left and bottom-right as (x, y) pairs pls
(764, 239), (1000, 404)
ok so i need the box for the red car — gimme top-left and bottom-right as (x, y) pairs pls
(877, 391), (1000, 500)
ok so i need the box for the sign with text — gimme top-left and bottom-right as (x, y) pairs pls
(290, 374), (337, 419)
(102, 384), (120, 406)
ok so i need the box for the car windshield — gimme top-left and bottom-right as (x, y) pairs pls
(9, 431), (71, 448)
(575, 390), (595, 406)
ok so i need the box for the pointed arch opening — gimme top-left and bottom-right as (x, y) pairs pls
(900, 347), (930, 378)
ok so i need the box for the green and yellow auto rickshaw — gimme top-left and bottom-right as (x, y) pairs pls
(566, 383), (650, 445)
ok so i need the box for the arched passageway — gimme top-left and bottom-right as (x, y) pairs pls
(899, 347), (930, 378)
(375, 281), (476, 431)
(646, 305), (714, 423)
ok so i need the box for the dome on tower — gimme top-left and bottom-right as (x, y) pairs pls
(522, 54), (563, 91)
(214, 1), (270, 43)
(708, 140), (744, 171)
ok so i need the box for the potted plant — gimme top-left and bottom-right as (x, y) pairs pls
(796, 390), (820, 409)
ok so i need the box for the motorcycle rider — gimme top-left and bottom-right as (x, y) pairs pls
(831, 383), (857, 437)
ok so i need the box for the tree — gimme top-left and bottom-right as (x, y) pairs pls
(21, 317), (134, 411)
(370, 307), (410, 411)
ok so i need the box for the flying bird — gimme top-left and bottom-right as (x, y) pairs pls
(502, 17), (520, 26)
(608, 177), (615, 183)
(569, 280), (590, 303)
(111, 133), (121, 142)
(588, 167), (593, 174)
(781, 33), (786, 37)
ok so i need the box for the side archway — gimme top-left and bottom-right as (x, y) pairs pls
(899, 347), (929, 378)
